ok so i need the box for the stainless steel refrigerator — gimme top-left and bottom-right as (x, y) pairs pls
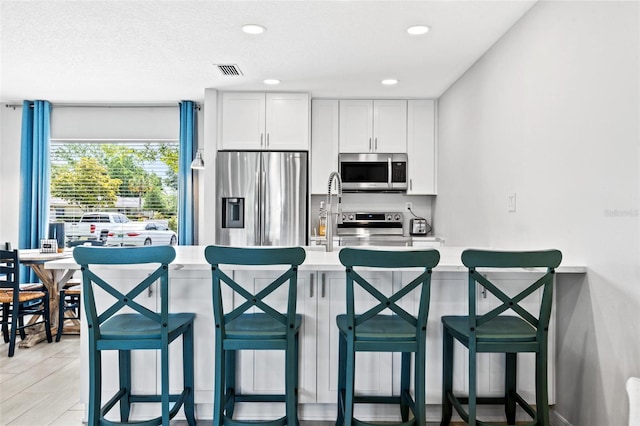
(216, 151), (308, 246)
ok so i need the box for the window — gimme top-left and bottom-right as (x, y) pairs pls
(49, 141), (179, 241)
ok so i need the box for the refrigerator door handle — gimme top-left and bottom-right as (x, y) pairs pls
(259, 154), (267, 245)
(255, 165), (262, 245)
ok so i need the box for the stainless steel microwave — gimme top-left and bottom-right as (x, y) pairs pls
(339, 153), (408, 192)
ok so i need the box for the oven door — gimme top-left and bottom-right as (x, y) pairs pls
(339, 235), (412, 247)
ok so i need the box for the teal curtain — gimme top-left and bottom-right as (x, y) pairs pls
(19, 100), (52, 282)
(178, 101), (196, 245)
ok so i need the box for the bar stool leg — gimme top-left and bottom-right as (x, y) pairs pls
(213, 343), (226, 424)
(118, 350), (132, 422)
(336, 332), (346, 426)
(505, 352), (517, 424)
(414, 349), (426, 426)
(400, 352), (410, 422)
(440, 328), (454, 426)
(183, 324), (196, 425)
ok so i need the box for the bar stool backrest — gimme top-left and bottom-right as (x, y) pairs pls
(73, 246), (176, 340)
(461, 249), (562, 336)
(204, 245), (306, 336)
(338, 248), (441, 336)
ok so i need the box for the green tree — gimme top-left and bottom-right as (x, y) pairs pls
(51, 157), (122, 209)
(144, 187), (167, 214)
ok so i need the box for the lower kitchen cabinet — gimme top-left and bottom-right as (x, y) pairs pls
(231, 269), (394, 406)
(401, 270), (556, 404)
(231, 270), (317, 405)
(78, 263), (560, 421)
(315, 271), (394, 403)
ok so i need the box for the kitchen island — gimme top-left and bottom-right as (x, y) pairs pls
(45, 246), (585, 423)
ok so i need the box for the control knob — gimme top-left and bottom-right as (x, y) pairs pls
(394, 214), (401, 221)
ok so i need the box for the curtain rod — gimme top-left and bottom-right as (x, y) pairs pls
(4, 102), (201, 110)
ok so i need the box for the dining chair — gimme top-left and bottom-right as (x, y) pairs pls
(336, 248), (441, 426)
(0, 249), (52, 357)
(204, 245), (306, 426)
(73, 245), (196, 426)
(55, 283), (81, 342)
(440, 249), (562, 426)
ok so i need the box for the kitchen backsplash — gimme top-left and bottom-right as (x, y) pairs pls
(310, 193), (434, 238)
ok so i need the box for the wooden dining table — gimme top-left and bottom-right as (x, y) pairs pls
(18, 249), (79, 347)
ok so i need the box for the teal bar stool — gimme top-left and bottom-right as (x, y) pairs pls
(204, 245), (306, 426)
(336, 248), (441, 426)
(440, 249), (562, 426)
(73, 246), (196, 426)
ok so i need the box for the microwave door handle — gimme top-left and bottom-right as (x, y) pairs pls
(388, 157), (392, 188)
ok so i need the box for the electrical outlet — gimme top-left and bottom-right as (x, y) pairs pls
(405, 202), (413, 211)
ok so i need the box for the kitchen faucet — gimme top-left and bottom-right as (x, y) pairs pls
(325, 172), (342, 252)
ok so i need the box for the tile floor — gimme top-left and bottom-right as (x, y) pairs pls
(0, 336), (452, 425)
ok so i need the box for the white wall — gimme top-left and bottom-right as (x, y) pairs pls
(0, 106), (24, 247)
(434, 1), (640, 424)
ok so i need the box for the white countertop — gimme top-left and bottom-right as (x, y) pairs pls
(44, 245), (586, 274)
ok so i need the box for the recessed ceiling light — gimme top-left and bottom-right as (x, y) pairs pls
(242, 24), (266, 34)
(264, 79), (280, 85)
(407, 25), (430, 35)
(381, 79), (398, 86)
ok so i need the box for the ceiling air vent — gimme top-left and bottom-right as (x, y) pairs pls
(215, 64), (243, 76)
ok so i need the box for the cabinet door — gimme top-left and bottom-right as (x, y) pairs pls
(373, 100), (407, 153)
(221, 92), (266, 150)
(401, 271), (468, 403)
(339, 100), (374, 153)
(80, 270), (158, 415)
(476, 272), (556, 404)
(265, 93), (310, 150)
(311, 99), (339, 194)
(167, 270), (234, 404)
(407, 100), (436, 194)
(316, 270), (394, 403)
(232, 270), (316, 412)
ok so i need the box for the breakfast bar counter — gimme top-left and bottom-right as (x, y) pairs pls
(45, 246), (585, 423)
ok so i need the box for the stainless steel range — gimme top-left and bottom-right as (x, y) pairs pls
(337, 211), (411, 247)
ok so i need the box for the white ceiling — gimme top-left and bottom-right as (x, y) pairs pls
(0, 0), (537, 103)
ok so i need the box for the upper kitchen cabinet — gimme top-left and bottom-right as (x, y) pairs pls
(339, 100), (407, 153)
(407, 99), (437, 195)
(220, 92), (310, 150)
(310, 99), (339, 194)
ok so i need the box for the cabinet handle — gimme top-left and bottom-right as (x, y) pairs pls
(369, 137), (372, 151)
(267, 133), (270, 148)
(260, 133), (264, 147)
(310, 273), (314, 298)
(375, 137), (378, 151)
(321, 273), (326, 298)
(410, 179), (413, 191)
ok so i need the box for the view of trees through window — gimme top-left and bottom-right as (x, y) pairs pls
(49, 141), (179, 232)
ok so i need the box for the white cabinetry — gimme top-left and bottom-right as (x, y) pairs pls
(315, 271), (394, 403)
(311, 99), (339, 194)
(401, 270), (555, 404)
(407, 99), (436, 195)
(339, 100), (407, 153)
(220, 92), (309, 150)
(231, 270), (316, 407)
(475, 272), (556, 403)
